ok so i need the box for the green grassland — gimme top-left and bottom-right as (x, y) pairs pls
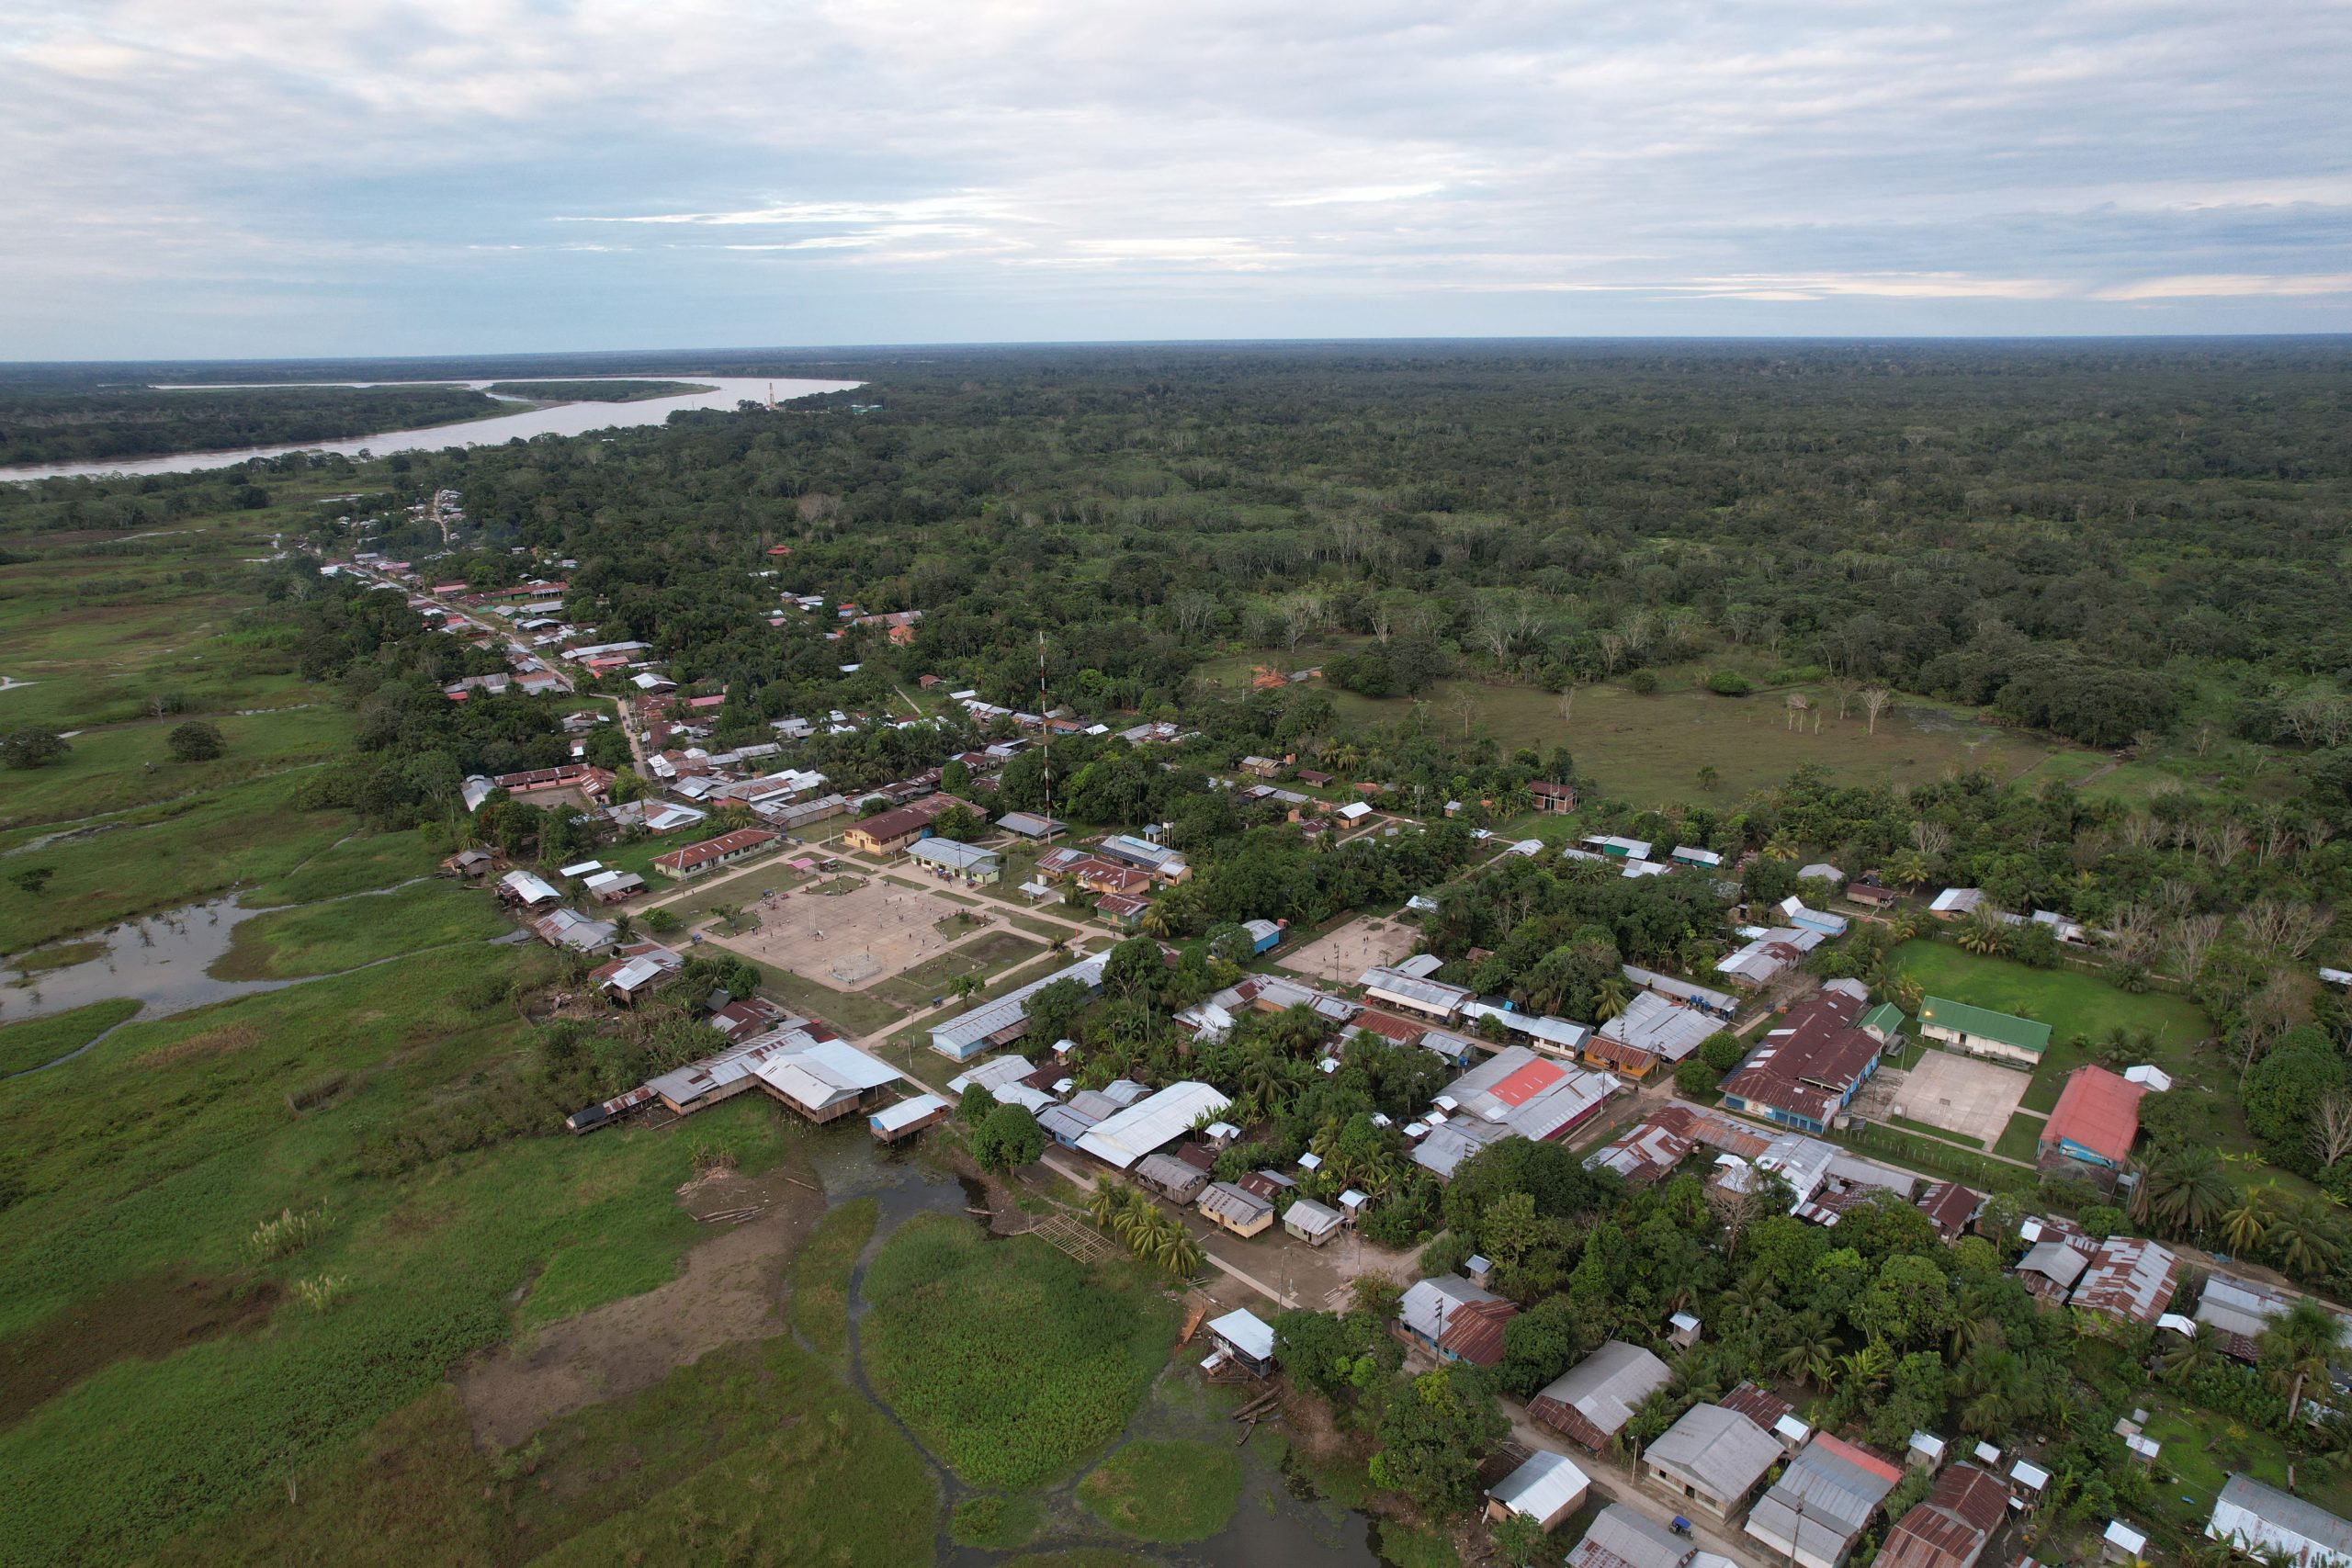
(210, 876), (508, 980)
(0, 769), (367, 953)
(1076, 1438), (1243, 1542)
(0, 705), (353, 832)
(786, 1196), (877, 1368)
(951, 1494), (1046, 1549)
(0, 997), (140, 1076)
(860, 1215), (1179, 1489)
(1886, 941), (2211, 1074)
(240, 829), (451, 905)
(0, 946), (794, 1562)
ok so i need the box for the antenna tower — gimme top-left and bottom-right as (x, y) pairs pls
(1037, 631), (1052, 818)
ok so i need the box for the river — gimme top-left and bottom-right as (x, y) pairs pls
(0, 376), (864, 483)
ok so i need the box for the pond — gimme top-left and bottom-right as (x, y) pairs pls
(0, 897), (299, 1058)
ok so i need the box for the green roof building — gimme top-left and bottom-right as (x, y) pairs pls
(1917, 996), (2050, 1068)
(1858, 1002), (1906, 1044)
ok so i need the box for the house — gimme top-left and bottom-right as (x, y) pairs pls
(1778, 896), (1849, 937)
(1846, 880), (1900, 910)
(1623, 964), (1738, 1017)
(1584, 1036), (1660, 1080)
(1567, 1506), (1698, 1568)
(1135, 1150), (1212, 1202)
(1198, 1181), (1275, 1237)
(907, 837), (1002, 886)
(944, 1055), (1037, 1097)
(590, 942), (684, 1005)
(1717, 981), (1883, 1134)
(1723, 1381), (1809, 1453)
(650, 828), (779, 879)
(1917, 998), (2050, 1068)
(496, 869), (563, 908)
(995, 811), (1066, 840)
(1745, 1434), (1905, 1568)
(1530, 780), (1578, 815)
(1671, 844), (1724, 869)
(1288, 1203), (1345, 1250)
(1241, 918), (1283, 954)
(1878, 1464), (2009, 1568)
(1929, 887), (1984, 919)
(749, 1034), (910, 1124)
(440, 848), (495, 878)
(1435, 1046), (1619, 1145)
(930, 954), (1106, 1060)
(1796, 862), (1844, 885)
(532, 907), (617, 953)
(1598, 990), (1719, 1065)
(1581, 834), (1653, 860)
(840, 797), (956, 855)
(1529, 1341), (1672, 1451)
(1916, 1181), (1984, 1243)
(1205, 1308), (1278, 1376)
(2038, 1066), (2144, 1169)
(870, 1093), (951, 1144)
(1586, 1106), (1702, 1186)
(1644, 1402), (1783, 1519)
(1487, 1450), (1591, 1533)
(1715, 929), (1813, 988)
(1360, 964), (1475, 1021)
(1094, 890), (1152, 930)
(1077, 1080), (1230, 1168)
(2070, 1236), (2180, 1324)
(583, 869), (646, 903)
(1398, 1274), (1515, 1365)
(2209, 1473), (2352, 1568)
(2015, 1238), (2090, 1306)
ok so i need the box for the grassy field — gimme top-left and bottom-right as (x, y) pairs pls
(1886, 942), (2211, 1091)
(743, 955), (908, 1038)
(0, 769), (366, 953)
(1076, 1438), (1242, 1542)
(860, 1215), (1179, 1489)
(153, 1334), (937, 1567)
(241, 830), (449, 905)
(0, 997), (140, 1076)
(1197, 644), (2064, 805)
(950, 1495), (1045, 1549)
(871, 930), (1045, 1009)
(0, 945), (797, 1562)
(211, 878), (508, 979)
(0, 705), (352, 833)
(786, 1196), (877, 1368)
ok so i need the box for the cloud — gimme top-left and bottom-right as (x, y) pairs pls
(1, 0), (2347, 353)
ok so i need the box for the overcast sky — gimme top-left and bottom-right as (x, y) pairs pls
(6, 0), (2350, 358)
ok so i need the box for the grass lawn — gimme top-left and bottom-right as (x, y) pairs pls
(1886, 941), (2218, 1124)
(743, 956), (908, 1038)
(1375, 1520), (1462, 1568)
(1077, 1438), (1242, 1543)
(2138, 1399), (2352, 1543)
(1993, 1111), (2046, 1163)
(861, 1214), (1179, 1489)
(1836, 1122), (2039, 1194)
(786, 1196), (876, 1369)
(241, 829), (448, 905)
(871, 931), (1045, 1010)
(950, 1494), (1046, 1550)
(0, 946), (793, 1563)
(210, 878), (508, 980)
(0, 706), (352, 833)
(0, 997), (140, 1076)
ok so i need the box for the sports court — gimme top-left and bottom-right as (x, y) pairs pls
(1278, 915), (1419, 985)
(706, 875), (989, 991)
(1882, 1049), (2030, 1147)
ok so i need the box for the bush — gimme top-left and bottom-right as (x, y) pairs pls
(973, 1104), (1044, 1171)
(1699, 1031), (1747, 1072)
(0, 728), (68, 769)
(1628, 670), (1658, 694)
(1708, 670), (1754, 695)
(167, 720), (225, 761)
(1675, 1058), (1718, 1096)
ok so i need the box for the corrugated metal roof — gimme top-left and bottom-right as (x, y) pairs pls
(1076, 1081), (1231, 1168)
(1206, 1308), (1275, 1363)
(1532, 1341), (1670, 1446)
(2041, 1066), (2144, 1164)
(871, 1094), (947, 1133)
(1646, 1403), (1782, 1500)
(1399, 1274), (1502, 1342)
(1490, 1450), (1590, 1522)
(2212, 1473), (2352, 1567)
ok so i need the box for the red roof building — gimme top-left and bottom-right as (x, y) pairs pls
(1916, 1181), (1984, 1243)
(1878, 1463), (2010, 1568)
(1348, 1010), (1426, 1047)
(2038, 1066), (2145, 1169)
(651, 828), (779, 878)
(1435, 1298), (1519, 1368)
(1716, 983), (1883, 1133)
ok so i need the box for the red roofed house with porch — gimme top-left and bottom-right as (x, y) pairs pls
(2038, 1066), (2145, 1170)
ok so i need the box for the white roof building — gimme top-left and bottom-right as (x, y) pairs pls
(2210, 1473), (2352, 1568)
(1076, 1081), (1231, 1168)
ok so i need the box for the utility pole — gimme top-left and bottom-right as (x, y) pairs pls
(1038, 630), (1053, 821)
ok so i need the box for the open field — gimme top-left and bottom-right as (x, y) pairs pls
(1875, 1048), (2031, 1148)
(871, 929), (1046, 1010)
(706, 874), (989, 990)
(0, 705), (352, 832)
(786, 1196), (878, 1369)
(1886, 941), (2211, 1090)
(0, 769), (367, 953)
(1278, 914), (1419, 984)
(0, 943), (803, 1563)
(1077, 1438), (1243, 1543)
(241, 829), (448, 905)
(860, 1214), (1179, 1489)
(0, 997), (139, 1077)
(211, 877), (507, 979)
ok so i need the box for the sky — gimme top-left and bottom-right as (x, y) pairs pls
(5, 0), (2351, 358)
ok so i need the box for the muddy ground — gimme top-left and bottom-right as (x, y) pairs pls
(453, 1157), (826, 1449)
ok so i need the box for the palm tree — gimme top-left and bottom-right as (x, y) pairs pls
(612, 910), (637, 944)
(2145, 1145), (2233, 1237)
(1136, 900), (1174, 939)
(1085, 1177), (1128, 1233)
(1890, 973), (1926, 1017)
(1593, 976), (1633, 1022)
(2221, 1183), (2278, 1256)
(1956, 906), (2010, 956)
(2267, 1201), (2347, 1285)
(1885, 849), (1931, 891)
(2161, 1322), (2226, 1382)
(2258, 1296), (2346, 1424)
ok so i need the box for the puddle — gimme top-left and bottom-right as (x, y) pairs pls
(0, 897), (297, 1049)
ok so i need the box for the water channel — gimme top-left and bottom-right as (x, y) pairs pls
(0, 376), (864, 483)
(809, 1130), (1397, 1568)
